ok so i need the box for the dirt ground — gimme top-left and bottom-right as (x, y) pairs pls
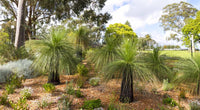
(0, 73), (198, 110)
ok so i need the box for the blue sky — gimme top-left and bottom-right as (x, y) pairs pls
(102, 0), (200, 48)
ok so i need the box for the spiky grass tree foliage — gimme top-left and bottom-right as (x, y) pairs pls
(25, 29), (77, 85)
(103, 39), (152, 103)
(86, 37), (120, 71)
(74, 26), (90, 59)
(174, 55), (200, 95)
(140, 48), (175, 82)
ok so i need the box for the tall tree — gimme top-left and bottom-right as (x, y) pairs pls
(0, 0), (110, 41)
(159, 1), (198, 41)
(14, 0), (26, 48)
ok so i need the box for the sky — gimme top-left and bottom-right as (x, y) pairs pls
(101, 0), (200, 48)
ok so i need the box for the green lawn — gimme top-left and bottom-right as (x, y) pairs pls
(143, 50), (200, 58)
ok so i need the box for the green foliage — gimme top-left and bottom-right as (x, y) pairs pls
(26, 28), (78, 84)
(82, 99), (102, 109)
(76, 76), (87, 88)
(190, 102), (200, 110)
(105, 23), (137, 42)
(43, 83), (55, 93)
(10, 97), (29, 110)
(162, 97), (177, 107)
(20, 87), (33, 99)
(174, 55), (200, 95)
(6, 73), (24, 88)
(137, 34), (156, 50)
(5, 84), (15, 94)
(77, 64), (88, 76)
(75, 89), (83, 98)
(58, 94), (73, 110)
(0, 92), (9, 105)
(89, 77), (100, 86)
(66, 80), (75, 95)
(162, 79), (174, 91)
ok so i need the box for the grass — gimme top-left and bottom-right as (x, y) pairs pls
(143, 50), (200, 58)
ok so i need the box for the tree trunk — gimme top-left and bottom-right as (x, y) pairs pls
(197, 74), (200, 95)
(120, 70), (134, 103)
(14, 0), (26, 48)
(48, 71), (60, 85)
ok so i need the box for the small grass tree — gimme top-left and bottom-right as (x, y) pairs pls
(26, 28), (77, 85)
(103, 39), (152, 103)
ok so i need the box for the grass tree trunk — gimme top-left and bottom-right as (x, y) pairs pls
(120, 69), (134, 103)
(197, 74), (200, 95)
(48, 71), (60, 85)
(15, 0), (26, 48)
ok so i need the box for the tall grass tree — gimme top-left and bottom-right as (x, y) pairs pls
(103, 39), (153, 103)
(25, 29), (77, 85)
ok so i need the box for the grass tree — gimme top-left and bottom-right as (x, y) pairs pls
(74, 26), (90, 59)
(174, 55), (200, 95)
(140, 48), (176, 82)
(103, 39), (152, 103)
(26, 28), (77, 85)
(86, 37), (119, 71)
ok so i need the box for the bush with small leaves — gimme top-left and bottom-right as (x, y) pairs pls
(189, 101), (200, 110)
(58, 94), (73, 110)
(6, 73), (24, 88)
(5, 84), (15, 94)
(66, 80), (75, 95)
(37, 94), (52, 109)
(162, 97), (177, 107)
(76, 76), (87, 88)
(20, 87), (33, 99)
(0, 92), (9, 106)
(77, 64), (88, 76)
(10, 97), (29, 110)
(75, 89), (83, 98)
(82, 99), (102, 109)
(43, 83), (55, 93)
(89, 77), (100, 87)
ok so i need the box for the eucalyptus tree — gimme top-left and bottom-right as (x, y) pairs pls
(174, 55), (200, 95)
(25, 28), (77, 85)
(103, 39), (153, 103)
(159, 1), (198, 42)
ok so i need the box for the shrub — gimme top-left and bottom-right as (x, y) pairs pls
(162, 97), (177, 107)
(190, 101), (200, 110)
(75, 89), (83, 98)
(10, 97), (29, 110)
(5, 84), (15, 94)
(0, 92), (9, 105)
(82, 99), (102, 109)
(43, 83), (55, 93)
(89, 77), (100, 86)
(0, 59), (36, 83)
(179, 89), (186, 99)
(20, 87), (33, 99)
(77, 64), (88, 76)
(66, 80), (75, 95)
(6, 73), (24, 88)
(76, 76), (87, 88)
(37, 94), (51, 108)
(58, 94), (73, 110)
(162, 79), (173, 91)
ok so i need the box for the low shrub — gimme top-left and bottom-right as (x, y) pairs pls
(58, 94), (73, 110)
(43, 83), (55, 93)
(6, 73), (24, 88)
(0, 92), (9, 106)
(37, 94), (51, 108)
(20, 87), (33, 99)
(10, 97), (29, 110)
(0, 59), (37, 83)
(190, 101), (200, 110)
(82, 99), (102, 109)
(162, 79), (173, 91)
(162, 97), (177, 107)
(77, 64), (88, 76)
(89, 77), (100, 87)
(76, 76), (87, 88)
(5, 84), (15, 94)
(75, 89), (83, 98)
